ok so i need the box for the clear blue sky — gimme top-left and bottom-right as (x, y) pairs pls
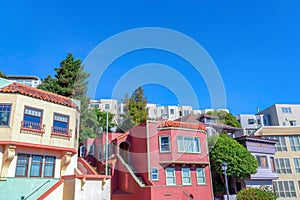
(1, 1), (300, 114)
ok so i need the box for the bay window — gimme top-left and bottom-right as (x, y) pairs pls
(177, 136), (200, 153)
(159, 136), (170, 152)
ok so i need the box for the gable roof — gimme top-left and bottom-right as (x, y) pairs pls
(0, 82), (78, 108)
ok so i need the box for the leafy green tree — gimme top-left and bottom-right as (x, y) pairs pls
(236, 186), (277, 200)
(128, 86), (148, 124)
(94, 107), (115, 132)
(38, 53), (98, 142)
(0, 70), (6, 78)
(207, 110), (241, 128)
(210, 134), (258, 179)
(118, 87), (148, 132)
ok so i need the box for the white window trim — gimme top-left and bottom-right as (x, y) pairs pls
(165, 168), (176, 186)
(196, 168), (206, 185)
(293, 157), (300, 173)
(181, 168), (191, 186)
(159, 135), (171, 153)
(177, 136), (201, 154)
(151, 168), (159, 181)
(274, 180), (296, 198)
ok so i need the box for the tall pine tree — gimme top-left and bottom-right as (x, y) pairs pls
(38, 53), (98, 142)
(118, 87), (148, 131)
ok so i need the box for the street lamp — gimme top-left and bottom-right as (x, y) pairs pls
(222, 161), (230, 200)
(105, 110), (109, 176)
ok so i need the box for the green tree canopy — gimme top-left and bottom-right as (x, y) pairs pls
(128, 86), (148, 124)
(207, 110), (241, 128)
(94, 107), (115, 132)
(210, 134), (258, 179)
(38, 53), (98, 142)
(0, 70), (6, 78)
(118, 87), (148, 132)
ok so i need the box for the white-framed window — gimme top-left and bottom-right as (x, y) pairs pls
(88, 144), (94, 155)
(264, 136), (287, 151)
(196, 168), (206, 185)
(273, 180), (296, 198)
(181, 168), (191, 185)
(293, 157), (300, 173)
(256, 155), (268, 168)
(170, 109), (174, 115)
(289, 136), (300, 151)
(177, 136), (200, 153)
(282, 107), (292, 113)
(248, 118), (255, 124)
(98, 146), (102, 160)
(165, 168), (176, 185)
(104, 104), (110, 110)
(183, 110), (189, 116)
(159, 136), (170, 153)
(275, 158), (292, 174)
(151, 168), (159, 181)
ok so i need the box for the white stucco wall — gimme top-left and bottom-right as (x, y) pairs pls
(74, 178), (111, 200)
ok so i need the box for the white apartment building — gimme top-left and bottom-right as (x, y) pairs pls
(259, 104), (300, 127)
(89, 99), (229, 122)
(6, 75), (41, 88)
(89, 99), (118, 115)
(236, 114), (264, 135)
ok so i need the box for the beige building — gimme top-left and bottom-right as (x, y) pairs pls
(0, 79), (110, 200)
(260, 104), (300, 127)
(254, 126), (300, 199)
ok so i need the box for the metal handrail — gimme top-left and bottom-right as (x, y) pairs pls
(21, 179), (51, 200)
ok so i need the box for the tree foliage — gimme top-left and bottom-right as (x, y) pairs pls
(118, 87), (148, 132)
(0, 70), (6, 78)
(128, 86), (148, 124)
(236, 186), (277, 200)
(94, 107), (115, 132)
(38, 53), (98, 142)
(210, 134), (258, 179)
(207, 110), (241, 128)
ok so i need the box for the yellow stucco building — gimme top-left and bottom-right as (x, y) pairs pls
(0, 79), (110, 200)
(255, 126), (300, 200)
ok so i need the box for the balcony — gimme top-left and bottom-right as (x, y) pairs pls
(20, 121), (45, 134)
(51, 126), (72, 138)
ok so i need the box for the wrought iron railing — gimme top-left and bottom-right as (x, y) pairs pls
(21, 120), (45, 133)
(51, 126), (72, 138)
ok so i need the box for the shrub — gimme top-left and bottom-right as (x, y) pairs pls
(236, 186), (277, 200)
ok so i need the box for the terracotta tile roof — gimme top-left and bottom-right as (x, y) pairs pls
(0, 82), (77, 108)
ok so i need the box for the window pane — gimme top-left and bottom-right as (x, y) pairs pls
(53, 113), (69, 134)
(30, 155), (42, 177)
(177, 136), (183, 152)
(23, 107), (43, 130)
(196, 168), (206, 184)
(166, 168), (175, 185)
(160, 136), (170, 152)
(0, 104), (11, 126)
(15, 154), (29, 177)
(44, 156), (55, 177)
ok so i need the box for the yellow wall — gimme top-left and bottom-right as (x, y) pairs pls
(0, 93), (80, 150)
(256, 126), (300, 200)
